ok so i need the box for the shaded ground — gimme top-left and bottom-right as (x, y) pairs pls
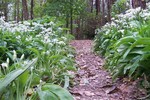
(70, 40), (146, 100)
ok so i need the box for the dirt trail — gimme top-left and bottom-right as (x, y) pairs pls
(70, 40), (146, 100)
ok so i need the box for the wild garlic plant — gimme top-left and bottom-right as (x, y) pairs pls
(94, 2), (150, 81)
(0, 16), (75, 100)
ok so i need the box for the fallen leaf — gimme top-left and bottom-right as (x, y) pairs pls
(84, 91), (95, 96)
(105, 86), (119, 94)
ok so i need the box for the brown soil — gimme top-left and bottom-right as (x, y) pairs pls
(70, 40), (147, 100)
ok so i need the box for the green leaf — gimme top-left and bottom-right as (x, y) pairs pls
(129, 56), (141, 77)
(133, 38), (150, 46)
(0, 58), (37, 93)
(42, 84), (74, 100)
(18, 70), (29, 88)
(123, 37), (150, 59)
(37, 89), (58, 100)
(114, 36), (135, 47)
(28, 48), (40, 56)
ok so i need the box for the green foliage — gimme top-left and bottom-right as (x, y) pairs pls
(0, 59), (37, 100)
(94, 6), (150, 81)
(37, 84), (73, 100)
(0, 17), (75, 99)
(111, 0), (128, 16)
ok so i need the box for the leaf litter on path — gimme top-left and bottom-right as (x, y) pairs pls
(70, 40), (146, 100)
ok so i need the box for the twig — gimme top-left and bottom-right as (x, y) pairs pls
(137, 94), (150, 100)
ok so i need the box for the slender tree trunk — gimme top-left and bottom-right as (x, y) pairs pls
(70, 0), (73, 34)
(14, 0), (17, 21)
(21, 10), (23, 21)
(91, 0), (94, 13)
(131, 0), (146, 9)
(66, 14), (69, 28)
(22, 0), (29, 20)
(66, 14), (69, 34)
(81, 17), (84, 39)
(4, 3), (8, 21)
(1, 1), (8, 21)
(132, 0), (135, 8)
(76, 17), (80, 39)
(107, 0), (111, 22)
(130, 0), (133, 8)
(101, 0), (105, 25)
(70, 10), (73, 34)
(17, 0), (20, 22)
(140, 0), (146, 9)
(30, 0), (34, 19)
(96, 0), (100, 15)
(132, 0), (140, 8)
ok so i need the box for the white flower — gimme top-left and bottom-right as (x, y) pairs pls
(23, 21), (30, 26)
(16, 36), (21, 39)
(45, 51), (50, 55)
(20, 54), (24, 60)
(49, 21), (54, 25)
(40, 80), (43, 83)
(62, 37), (67, 41)
(52, 39), (58, 43)
(30, 66), (34, 72)
(118, 30), (124, 33)
(58, 27), (62, 31)
(13, 50), (17, 61)
(57, 41), (65, 45)
(1, 62), (8, 68)
(67, 54), (74, 58)
(6, 58), (9, 64)
(45, 28), (52, 32)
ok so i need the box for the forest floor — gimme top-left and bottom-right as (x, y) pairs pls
(70, 40), (147, 100)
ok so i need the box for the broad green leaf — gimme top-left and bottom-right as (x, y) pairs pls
(28, 48), (40, 56)
(37, 89), (58, 100)
(117, 44), (129, 53)
(123, 38), (150, 59)
(123, 64), (132, 75)
(133, 38), (150, 46)
(129, 56), (141, 77)
(42, 84), (74, 100)
(0, 58), (37, 93)
(18, 71), (29, 88)
(114, 36), (135, 47)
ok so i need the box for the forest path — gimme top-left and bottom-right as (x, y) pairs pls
(70, 40), (145, 100)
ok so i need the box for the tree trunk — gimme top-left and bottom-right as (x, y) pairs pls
(17, 0), (20, 22)
(30, 0), (34, 19)
(101, 0), (105, 25)
(96, 0), (100, 15)
(22, 0), (29, 20)
(0, 1), (8, 21)
(132, 0), (140, 8)
(140, 0), (146, 9)
(91, 0), (94, 13)
(4, 2), (8, 21)
(66, 15), (69, 28)
(130, 0), (133, 8)
(131, 0), (146, 9)
(76, 18), (80, 39)
(14, 0), (17, 21)
(107, 0), (111, 22)
(70, 0), (73, 34)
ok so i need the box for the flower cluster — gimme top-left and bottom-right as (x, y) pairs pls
(96, 2), (150, 35)
(0, 17), (67, 46)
